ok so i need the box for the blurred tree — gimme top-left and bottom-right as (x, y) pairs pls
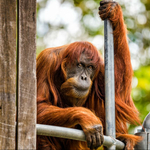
(132, 66), (150, 121)
(36, 0), (150, 125)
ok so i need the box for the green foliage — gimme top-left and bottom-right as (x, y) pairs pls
(132, 66), (150, 121)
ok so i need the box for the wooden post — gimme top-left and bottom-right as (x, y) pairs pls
(17, 0), (36, 149)
(0, 0), (16, 149)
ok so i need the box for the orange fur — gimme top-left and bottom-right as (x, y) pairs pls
(37, 2), (141, 150)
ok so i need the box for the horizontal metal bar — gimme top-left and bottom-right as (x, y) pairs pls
(36, 124), (124, 149)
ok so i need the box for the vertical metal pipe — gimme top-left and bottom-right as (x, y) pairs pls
(104, 17), (116, 149)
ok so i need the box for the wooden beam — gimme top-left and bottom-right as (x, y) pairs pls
(17, 0), (36, 149)
(0, 0), (16, 149)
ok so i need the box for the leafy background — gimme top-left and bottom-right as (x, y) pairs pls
(36, 0), (150, 132)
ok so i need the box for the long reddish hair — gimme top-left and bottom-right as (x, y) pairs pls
(36, 40), (141, 147)
(36, 41), (102, 106)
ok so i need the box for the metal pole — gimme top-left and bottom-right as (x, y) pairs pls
(37, 124), (124, 149)
(104, 11), (116, 150)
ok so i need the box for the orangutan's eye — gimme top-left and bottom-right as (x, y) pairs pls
(88, 65), (93, 70)
(77, 63), (82, 68)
